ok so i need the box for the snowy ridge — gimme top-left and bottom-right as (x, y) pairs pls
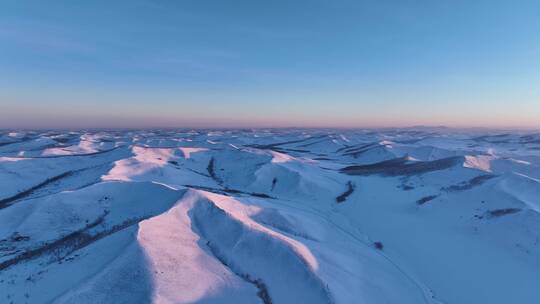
(189, 191), (333, 304)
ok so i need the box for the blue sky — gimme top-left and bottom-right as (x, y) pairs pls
(1, 0), (539, 128)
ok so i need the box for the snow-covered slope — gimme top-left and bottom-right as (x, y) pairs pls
(0, 128), (539, 304)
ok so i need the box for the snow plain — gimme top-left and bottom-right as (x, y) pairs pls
(0, 128), (539, 304)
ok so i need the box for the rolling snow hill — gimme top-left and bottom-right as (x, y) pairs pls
(0, 128), (539, 304)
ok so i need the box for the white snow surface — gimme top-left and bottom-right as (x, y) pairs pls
(0, 128), (539, 304)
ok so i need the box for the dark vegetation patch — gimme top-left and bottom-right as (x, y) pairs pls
(254, 218), (315, 241)
(248, 192), (272, 198)
(1, 232), (30, 243)
(416, 195), (439, 205)
(186, 168), (210, 177)
(281, 148), (309, 153)
(520, 133), (539, 141)
(133, 144), (195, 149)
(206, 157), (223, 185)
(0, 137), (33, 148)
(246, 135), (326, 151)
(192, 204), (275, 303)
(341, 156), (462, 176)
(0, 171), (73, 209)
(338, 142), (377, 154)
(400, 184), (414, 191)
(0, 233), (31, 258)
(0, 212), (152, 272)
(0, 163), (114, 209)
(335, 145), (352, 153)
(0, 213), (106, 271)
(471, 134), (514, 144)
(336, 181), (355, 203)
(297, 137), (330, 148)
(442, 175), (496, 192)
(486, 208), (521, 218)
(341, 143), (382, 158)
(484, 140), (510, 144)
(522, 139), (540, 144)
(183, 185), (273, 199)
(247, 140), (307, 150)
(249, 277), (273, 304)
(183, 184), (232, 196)
(0, 141), (17, 147)
(520, 133), (540, 144)
(271, 148), (309, 154)
(394, 138), (424, 144)
(51, 137), (76, 144)
(98, 138), (115, 143)
(203, 240), (273, 304)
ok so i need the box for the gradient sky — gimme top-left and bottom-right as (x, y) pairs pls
(1, 0), (539, 129)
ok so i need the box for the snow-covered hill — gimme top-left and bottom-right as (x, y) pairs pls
(0, 128), (539, 304)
